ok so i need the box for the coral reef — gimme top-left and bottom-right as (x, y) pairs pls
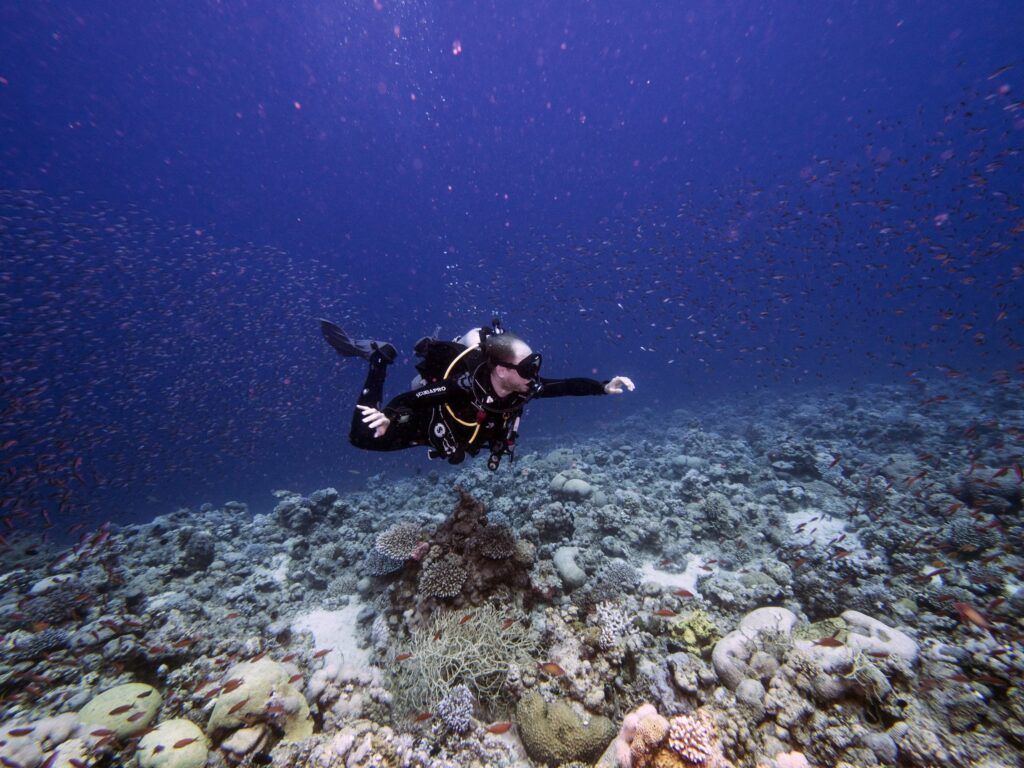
(2, 383), (1022, 767)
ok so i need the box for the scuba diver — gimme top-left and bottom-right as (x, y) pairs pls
(319, 318), (635, 470)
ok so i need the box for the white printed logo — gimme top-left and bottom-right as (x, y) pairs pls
(416, 386), (446, 398)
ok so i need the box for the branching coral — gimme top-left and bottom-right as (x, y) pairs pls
(388, 604), (534, 720)
(667, 713), (716, 764)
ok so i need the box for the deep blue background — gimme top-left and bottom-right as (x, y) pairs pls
(1, 1), (1022, 530)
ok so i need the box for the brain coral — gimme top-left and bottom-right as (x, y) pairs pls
(516, 691), (616, 765)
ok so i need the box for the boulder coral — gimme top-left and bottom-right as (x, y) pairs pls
(137, 718), (208, 768)
(515, 691), (616, 766)
(206, 657), (313, 742)
(77, 682), (162, 739)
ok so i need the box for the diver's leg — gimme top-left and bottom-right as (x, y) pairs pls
(320, 319), (396, 362)
(349, 351), (405, 451)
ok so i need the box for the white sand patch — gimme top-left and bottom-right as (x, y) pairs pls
(787, 509), (859, 551)
(291, 602), (370, 672)
(641, 554), (706, 598)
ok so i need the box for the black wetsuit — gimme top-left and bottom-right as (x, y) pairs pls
(350, 354), (607, 464)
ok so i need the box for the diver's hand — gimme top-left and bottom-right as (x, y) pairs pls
(356, 405), (391, 437)
(604, 376), (635, 394)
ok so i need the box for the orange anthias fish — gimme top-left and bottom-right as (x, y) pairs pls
(486, 722), (513, 734)
(953, 602), (996, 635)
(538, 662), (566, 676)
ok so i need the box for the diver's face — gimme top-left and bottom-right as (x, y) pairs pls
(492, 349), (541, 394)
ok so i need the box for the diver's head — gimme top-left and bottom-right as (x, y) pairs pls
(483, 331), (542, 396)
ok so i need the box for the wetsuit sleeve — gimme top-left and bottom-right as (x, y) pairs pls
(534, 376), (608, 398)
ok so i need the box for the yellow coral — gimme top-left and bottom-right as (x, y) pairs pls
(650, 746), (691, 768)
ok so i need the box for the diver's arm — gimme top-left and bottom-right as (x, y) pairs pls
(377, 378), (467, 425)
(356, 380), (464, 439)
(535, 375), (635, 398)
(535, 377), (609, 398)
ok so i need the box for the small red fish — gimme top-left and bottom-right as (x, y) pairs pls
(953, 602), (996, 635)
(538, 662), (566, 676)
(792, 558), (807, 568)
(828, 455), (841, 468)
(288, 674), (303, 684)
(281, 653), (297, 663)
(90, 728), (115, 737)
(487, 722), (513, 734)
(904, 470), (928, 487)
(108, 704), (133, 715)
(974, 674), (1010, 687)
(653, 609), (676, 617)
(221, 678), (244, 694)
(224, 612), (241, 620)
(127, 711), (146, 722)
(813, 636), (844, 648)
(228, 697), (250, 715)
(458, 613), (474, 625)
(672, 589), (694, 598)
(173, 737), (198, 748)
(7, 726), (35, 736)
(414, 712), (433, 722)
(136, 689), (153, 698)
(831, 549), (851, 559)
(395, 653), (413, 662)
(501, 618), (516, 630)
(993, 467), (1010, 478)
(313, 648), (331, 658)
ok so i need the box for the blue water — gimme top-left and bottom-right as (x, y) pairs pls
(1, 2), (1021, 532)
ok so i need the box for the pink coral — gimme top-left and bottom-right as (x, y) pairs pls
(629, 712), (670, 766)
(775, 752), (810, 768)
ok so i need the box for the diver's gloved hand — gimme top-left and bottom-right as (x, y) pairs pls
(604, 376), (635, 395)
(356, 405), (391, 437)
